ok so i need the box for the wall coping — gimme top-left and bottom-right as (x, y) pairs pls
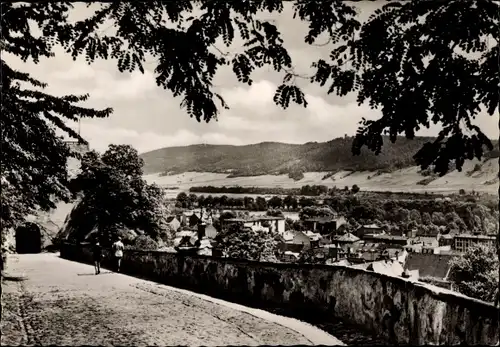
(66, 242), (499, 315)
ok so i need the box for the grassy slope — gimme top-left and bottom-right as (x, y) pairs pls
(140, 136), (445, 176)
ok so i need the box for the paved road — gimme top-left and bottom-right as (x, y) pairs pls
(1, 253), (343, 346)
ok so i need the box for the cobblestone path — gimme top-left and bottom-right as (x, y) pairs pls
(1, 253), (342, 346)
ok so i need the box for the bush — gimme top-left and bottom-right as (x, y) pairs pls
(128, 235), (159, 251)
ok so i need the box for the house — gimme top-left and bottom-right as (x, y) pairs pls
(355, 224), (385, 238)
(453, 234), (496, 253)
(358, 243), (383, 262)
(178, 211), (202, 227)
(222, 215), (286, 234)
(439, 234), (454, 247)
(281, 231), (295, 243)
(204, 224), (218, 239)
(249, 216), (286, 234)
(363, 234), (409, 246)
(281, 251), (300, 262)
(278, 242), (305, 254)
(221, 218), (248, 231)
(290, 231), (312, 249)
(323, 244), (348, 261)
(303, 216), (347, 235)
(404, 253), (457, 284)
(380, 247), (406, 261)
(332, 232), (361, 246)
(422, 245), (452, 254)
(404, 243), (423, 253)
(165, 216), (181, 231)
(412, 236), (439, 248)
(356, 259), (405, 278)
(406, 228), (418, 239)
(187, 212), (201, 227)
(415, 227), (440, 238)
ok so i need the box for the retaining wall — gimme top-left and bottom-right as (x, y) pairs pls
(61, 243), (499, 345)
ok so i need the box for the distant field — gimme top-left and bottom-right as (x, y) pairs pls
(144, 158), (499, 198)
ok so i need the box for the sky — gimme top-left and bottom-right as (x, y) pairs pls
(5, 2), (499, 154)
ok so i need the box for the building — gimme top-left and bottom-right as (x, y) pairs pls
(355, 224), (385, 238)
(250, 216), (286, 234)
(165, 216), (181, 232)
(303, 216), (347, 235)
(353, 259), (405, 278)
(331, 232), (361, 253)
(65, 141), (90, 178)
(281, 251), (300, 262)
(290, 231), (312, 249)
(222, 215), (285, 234)
(278, 242), (305, 254)
(454, 234), (496, 253)
(363, 234), (409, 246)
(204, 224), (218, 239)
(438, 234), (454, 247)
(404, 253), (457, 285)
(221, 218), (248, 231)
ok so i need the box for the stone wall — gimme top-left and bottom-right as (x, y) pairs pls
(61, 243), (499, 345)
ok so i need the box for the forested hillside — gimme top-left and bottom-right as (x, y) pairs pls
(140, 136), (499, 176)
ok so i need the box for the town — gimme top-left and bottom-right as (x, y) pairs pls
(2, 1), (499, 346)
(142, 187), (499, 293)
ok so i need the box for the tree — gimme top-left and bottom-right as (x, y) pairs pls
(268, 196), (283, 209)
(243, 196), (255, 209)
(266, 209), (284, 218)
(176, 192), (188, 208)
(449, 244), (499, 303)
(69, 144), (166, 245)
(421, 212), (432, 225)
(255, 197), (267, 211)
(351, 185), (360, 194)
(299, 206), (335, 220)
(3, 1), (498, 290)
(409, 209), (422, 224)
(215, 223), (278, 262)
(129, 235), (160, 251)
(204, 195), (214, 208)
(197, 195), (206, 208)
(299, 197), (315, 208)
(219, 195), (229, 208)
(283, 195), (294, 210)
(188, 194), (198, 208)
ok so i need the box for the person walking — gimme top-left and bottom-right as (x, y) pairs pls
(92, 240), (102, 275)
(112, 237), (124, 273)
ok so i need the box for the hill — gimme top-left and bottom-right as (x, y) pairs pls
(140, 136), (499, 177)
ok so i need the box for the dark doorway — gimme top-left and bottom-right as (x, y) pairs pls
(16, 223), (42, 254)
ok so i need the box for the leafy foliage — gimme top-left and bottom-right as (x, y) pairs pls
(127, 235), (160, 251)
(68, 145), (167, 245)
(1, 3), (112, 234)
(448, 244), (499, 303)
(215, 223), (279, 262)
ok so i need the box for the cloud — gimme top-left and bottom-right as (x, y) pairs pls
(223, 80), (277, 114)
(4, 2), (497, 155)
(49, 62), (157, 100)
(61, 121), (243, 153)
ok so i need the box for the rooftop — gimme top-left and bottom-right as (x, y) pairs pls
(404, 253), (457, 280)
(304, 216), (339, 223)
(455, 234), (496, 240)
(360, 224), (383, 229)
(333, 233), (360, 243)
(366, 234), (408, 241)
